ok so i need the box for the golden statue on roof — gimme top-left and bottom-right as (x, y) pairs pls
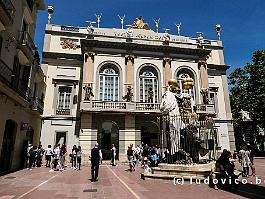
(129, 16), (150, 30)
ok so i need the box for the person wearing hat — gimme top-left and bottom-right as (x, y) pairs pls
(90, 143), (102, 182)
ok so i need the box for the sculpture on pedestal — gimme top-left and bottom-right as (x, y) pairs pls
(83, 84), (94, 100)
(160, 78), (210, 164)
(122, 85), (133, 102)
(118, 15), (125, 29)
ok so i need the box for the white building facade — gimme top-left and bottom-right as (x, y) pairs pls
(41, 19), (235, 162)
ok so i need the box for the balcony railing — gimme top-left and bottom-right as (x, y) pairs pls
(0, 0), (15, 23)
(136, 103), (160, 111)
(0, 59), (31, 101)
(92, 101), (126, 110)
(196, 104), (215, 115)
(31, 97), (44, 113)
(17, 31), (35, 55)
(56, 109), (71, 115)
(81, 101), (161, 112)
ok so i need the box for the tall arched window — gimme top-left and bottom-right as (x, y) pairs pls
(99, 64), (119, 101)
(139, 66), (158, 103)
(177, 69), (195, 100)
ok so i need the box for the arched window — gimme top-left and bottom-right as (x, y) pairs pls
(177, 69), (195, 100)
(99, 64), (119, 101)
(139, 66), (158, 103)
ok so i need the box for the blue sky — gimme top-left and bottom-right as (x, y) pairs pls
(35, 0), (265, 74)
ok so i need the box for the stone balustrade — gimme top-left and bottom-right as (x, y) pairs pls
(80, 101), (161, 112)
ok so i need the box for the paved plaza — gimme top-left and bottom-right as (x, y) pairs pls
(1, 159), (265, 199)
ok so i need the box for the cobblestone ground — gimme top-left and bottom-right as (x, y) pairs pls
(0, 159), (265, 199)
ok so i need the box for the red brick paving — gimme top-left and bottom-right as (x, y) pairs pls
(0, 159), (265, 199)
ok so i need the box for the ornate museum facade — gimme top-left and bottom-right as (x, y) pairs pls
(40, 16), (235, 161)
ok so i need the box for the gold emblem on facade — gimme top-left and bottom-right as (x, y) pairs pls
(60, 39), (79, 49)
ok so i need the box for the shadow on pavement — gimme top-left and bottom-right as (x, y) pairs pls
(220, 182), (265, 199)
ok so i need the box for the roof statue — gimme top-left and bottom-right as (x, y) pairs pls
(240, 109), (251, 121)
(129, 16), (150, 30)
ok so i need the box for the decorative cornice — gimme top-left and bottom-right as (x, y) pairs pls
(42, 52), (83, 61)
(80, 39), (211, 59)
(207, 64), (230, 71)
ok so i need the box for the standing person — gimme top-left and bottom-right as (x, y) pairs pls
(51, 144), (63, 172)
(71, 145), (77, 169)
(45, 145), (53, 167)
(111, 144), (116, 166)
(76, 146), (82, 170)
(127, 145), (134, 172)
(60, 144), (67, 168)
(247, 144), (256, 176)
(90, 143), (102, 182)
(240, 145), (251, 177)
(35, 145), (43, 167)
(26, 144), (33, 168)
(28, 146), (37, 170)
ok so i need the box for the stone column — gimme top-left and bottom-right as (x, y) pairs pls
(83, 52), (95, 100)
(198, 60), (209, 104)
(79, 113), (97, 165)
(163, 57), (172, 88)
(119, 114), (140, 161)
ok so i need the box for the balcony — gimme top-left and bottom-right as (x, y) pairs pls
(196, 104), (215, 115)
(0, 0), (15, 25)
(31, 97), (44, 114)
(17, 31), (35, 62)
(80, 101), (161, 113)
(56, 109), (71, 115)
(0, 59), (31, 102)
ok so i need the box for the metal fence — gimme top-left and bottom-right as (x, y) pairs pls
(159, 114), (217, 164)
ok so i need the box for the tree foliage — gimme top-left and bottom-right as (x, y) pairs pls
(229, 50), (265, 127)
(229, 50), (265, 150)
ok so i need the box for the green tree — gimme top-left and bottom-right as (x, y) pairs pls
(229, 50), (265, 150)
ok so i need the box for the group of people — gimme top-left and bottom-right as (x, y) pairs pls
(25, 144), (45, 169)
(238, 144), (256, 177)
(126, 143), (160, 172)
(211, 143), (257, 190)
(25, 143), (83, 172)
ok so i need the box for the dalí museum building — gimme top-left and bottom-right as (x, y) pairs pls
(40, 13), (235, 162)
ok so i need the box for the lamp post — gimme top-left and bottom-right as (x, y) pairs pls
(47, 6), (54, 24)
(215, 24), (221, 41)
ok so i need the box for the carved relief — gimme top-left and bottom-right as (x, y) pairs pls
(60, 39), (80, 50)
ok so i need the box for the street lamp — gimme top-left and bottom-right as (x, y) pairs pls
(47, 6), (54, 24)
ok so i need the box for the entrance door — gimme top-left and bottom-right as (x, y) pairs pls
(0, 120), (17, 174)
(98, 121), (119, 160)
(141, 122), (159, 147)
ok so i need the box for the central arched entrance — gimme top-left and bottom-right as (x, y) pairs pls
(141, 121), (159, 147)
(98, 121), (119, 160)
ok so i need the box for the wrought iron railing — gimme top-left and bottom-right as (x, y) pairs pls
(31, 97), (44, 111)
(56, 109), (71, 115)
(0, 0), (15, 22)
(0, 58), (12, 85)
(0, 59), (31, 101)
(17, 31), (35, 54)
